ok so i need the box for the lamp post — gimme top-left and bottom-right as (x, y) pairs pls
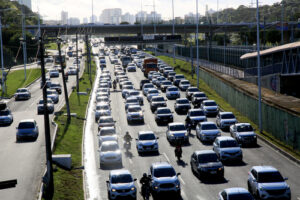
(172, 0), (176, 64)
(21, 2), (27, 80)
(196, 0), (199, 88)
(256, 0), (262, 133)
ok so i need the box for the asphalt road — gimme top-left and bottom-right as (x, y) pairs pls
(87, 47), (300, 200)
(0, 43), (84, 200)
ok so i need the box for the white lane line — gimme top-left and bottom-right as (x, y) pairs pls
(196, 195), (204, 200)
(179, 176), (186, 185)
(129, 158), (133, 164)
(297, 197), (300, 200)
(163, 152), (170, 163)
(181, 190), (187, 199)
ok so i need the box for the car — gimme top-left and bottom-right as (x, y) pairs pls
(49, 69), (59, 78)
(185, 109), (207, 128)
(14, 88), (31, 100)
(127, 63), (137, 72)
(40, 79), (51, 89)
(126, 105), (144, 124)
(106, 169), (137, 200)
(46, 89), (59, 104)
(0, 109), (13, 126)
(136, 131), (159, 154)
(125, 97), (140, 111)
(95, 103), (111, 122)
(121, 85), (134, 98)
(178, 79), (191, 91)
(173, 74), (185, 86)
(155, 107), (173, 124)
(230, 123), (257, 146)
(192, 92), (208, 107)
(155, 77), (167, 88)
(126, 90), (143, 105)
(167, 71), (176, 81)
(196, 122), (221, 142)
(162, 66), (173, 75)
(96, 92), (109, 98)
(201, 100), (219, 116)
(146, 88), (159, 102)
(50, 82), (62, 94)
(120, 81), (133, 89)
(160, 80), (173, 92)
(98, 116), (116, 131)
(142, 83), (155, 96)
(163, 70), (174, 78)
(98, 127), (117, 147)
(99, 141), (122, 168)
(67, 66), (78, 75)
(213, 136), (243, 162)
(148, 71), (160, 80)
(219, 188), (254, 200)
(186, 87), (199, 100)
(37, 98), (54, 114)
(150, 96), (166, 112)
(216, 112), (237, 130)
(174, 98), (191, 114)
(190, 150), (224, 179)
(16, 119), (39, 141)
(247, 166), (291, 200)
(166, 122), (189, 144)
(149, 162), (181, 197)
(96, 96), (110, 104)
(140, 79), (151, 90)
(99, 82), (110, 89)
(166, 86), (180, 100)
(97, 88), (110, 95)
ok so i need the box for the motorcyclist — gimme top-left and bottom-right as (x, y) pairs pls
(140, 173), (151, 199)
(174, 141), (183, 161)
(113, 79), (117, 90)
(124, 131), (132, 142)
(185, 119), (192, 135)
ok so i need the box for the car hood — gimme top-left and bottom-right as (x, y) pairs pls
(153, 176), (178, 184)
(238, 131), (256, 136)
(170, 131), (187, 136)
(199, 162), (223, 168)
(258, 182), (289, 190)
(203, 106), (218, 110)
(111, 182), (135, 190)
(100, 151), (121, 157)
(201, 129), (220, 135)
(128, 112), (142, 116)
(220, 147), (241, 153)
(138, 140), (157, 146)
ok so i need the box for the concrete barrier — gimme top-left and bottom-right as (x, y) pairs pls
(52, 154), (72, 170)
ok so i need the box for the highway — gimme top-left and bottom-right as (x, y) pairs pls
(0, 44), (84, 200)
(86, 46), (300, 200)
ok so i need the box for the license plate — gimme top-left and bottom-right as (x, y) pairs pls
(210, 171), (217, 174)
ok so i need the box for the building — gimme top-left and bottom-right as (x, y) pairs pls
(43, 20), (60, 25)
(83, 17), (88, 24)
(146, 11), (161, 23)
(68, 17), (80, 25)
(121, 13), (135, 24)
(135, 11), (147, 23)
(18, 0), (31, 10)
(90, 15), (97, 23)
(184, 12), (201, 24)
(100, 8), (122, 24)
(61, 11), (68, 25)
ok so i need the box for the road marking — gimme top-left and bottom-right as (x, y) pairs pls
(181, 190), (187, 199)
(128, 158), (133, 164)
(196, 195), (204, 200)
(179, 176), (185, 185)
(163, 152), (170, 163)
(297, 197), (300, 200)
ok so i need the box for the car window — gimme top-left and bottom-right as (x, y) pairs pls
(127, 99), (138, 103)
(190, 110), (205, 116)
(101, 144), (118, 152)
(198, 153), (219, 163)
(257, 171), (284, 183)
(99, 118), (114, 123)
(153, 167), (176, 178)
(177, 99), (189, 104)
(157, 109), (171, 114)
(188, 88), (198, 92)
(18, 122), (35, 129)
(111, 174), (133, 184)
(152, 97), (164, 102)
(194, 93), (206, 97)
(251, 169), (257, 179)
(181, 81), (190, 84)
(139, 134), (155, 140)
(204, 101), (217, 106)
(128, 107), (141, 112)
(100, 129), (115, 136)
(221, 191), (227, 200)
(0, 110), (10, 115)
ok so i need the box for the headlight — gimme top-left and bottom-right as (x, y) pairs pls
(170, 134), (174, 137)
(253, 135), (257, 138)
(218, 167), (223, 171)
(111, 189), (116, 192)
(131, 187), (135, 191)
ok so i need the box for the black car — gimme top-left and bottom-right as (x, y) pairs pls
(190, 150), (224, 179)
(192, 92), (208, 107)
(150, 96), (167, 112)
(173, 74), (185, 86)
(186, 87), (199, 100)
(155, 107), (173, 124)
(174, 98), (191, 114)
(140, 79), (151, 90)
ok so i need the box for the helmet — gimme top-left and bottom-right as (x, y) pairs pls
(126, 131), (129, 135)
(143, 173), (147, 178)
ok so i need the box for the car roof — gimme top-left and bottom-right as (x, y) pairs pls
(99, 116), (113, 120)
(219, 112), (234, 115)
(138, 131), (154, 135)
(200, 121), (216, 126)
(167, 86), (178, 89)
(217, 136), (235, 141)
(110, 169), (131, 176)
(151, 162), (173, 169)
(189, 109), (203, 112)
(169, 122), (184, 126)
(203, 100), (215, 103)
(100, 127), (115, 131)
(224, 187), (250, 194)
(157, 107), (171, 111)
(128, 105), (141, 109)
(195, 150), (216, 155)
(193, 92), (205, 95)
(235, 123), (251, 126)
(19, 119), (35, 123)
(252, 166), (278, 173)
(176, 98), (189, 101)
(101, 141), (118, 146)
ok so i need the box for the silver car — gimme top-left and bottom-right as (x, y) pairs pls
(95, 103), (111, 122)
(15, 88), (31, 101)
(37, 98), (54, 114)
(126, 105), (144, 124)
(98, 127), (117, 147)
(230, 123), (257, 146)
(136, 131), (159, 154)
(216, 112), (237, 130)
(213, 136), (243, 162)
(0, 109), (13, 126)
(166, 122), (189, 144)
(47, 89), (59, 104)
(196, 122), (221, 142)
(166, 86), (180, 100)
(16, 119), (39, 141)
(201, 100), (219, 116)
(99, 141), (122, 168)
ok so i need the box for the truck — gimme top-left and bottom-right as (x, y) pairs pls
(143, 58), (158, 77)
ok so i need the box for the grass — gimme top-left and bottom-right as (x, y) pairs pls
(0, 68), (41, 97)
(51, 57), (96, 200)
(157, 55), (300, 160)
(45, 42), (58, 50)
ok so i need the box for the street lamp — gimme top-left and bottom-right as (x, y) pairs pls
(172, 0), (176, 64)
(256, 0), (262, 133)
(196, 0), (199, 88)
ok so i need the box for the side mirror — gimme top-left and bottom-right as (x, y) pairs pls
(177, 173), (181, 176)
(284, 177), (288, 181)
(157, 137), (159, 139)
(134, 178), (137, 181)
(253, 179), (257, 182)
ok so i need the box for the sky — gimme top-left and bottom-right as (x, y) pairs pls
(32, 0), (281, 22)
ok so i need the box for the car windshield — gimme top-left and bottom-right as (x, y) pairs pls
(97, 105), (110, 110)
(128, 107), (141, 112)
(190, 111), (205, 116)
(0, 110), (10, 115)
(111, 174), (133, 184)
(168, 88), (178, 92)
(123, 86), (134, 90)
(221, 114), (235, 119)
(99, 118), (114, 123)
(157, 109), (171, 114)
(164, 67), (173, 71)
(198, 153), (219, 163)
(39, 99), (52, 104)
(152, 97), (164, 102)
(228, 193), (253, 200)
(18, 122), (35, 129)
(148, 90), (158, 94)
(202, 124), (218, 130)
(181, 81), (190, 85)
(177, 99), (189, 104)
(204, 102), (217, 106)
(101, 144), (118, 152)
(257, 172), (284, 183)
(139, 134), (156, 140)
(170, 124), (186, 131)
(127, 99), (138, 103)
(100, 129), (115, 136)
(162, 82), (172, 85)
(154, 167), (176, 178)
(175, 75), (184, 79)
(144, 84), (154, 88)
(130, 92), (140, 96)
(169, 72), (176, 76)
(237, 125), (253, 132)
(51, 83), (60, 87)
(17, 89), (27, 93)
(194, 93), (206, 97)
(220, 140), (239, 148)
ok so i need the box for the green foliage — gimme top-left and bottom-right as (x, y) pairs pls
(45, 43), (58, 50)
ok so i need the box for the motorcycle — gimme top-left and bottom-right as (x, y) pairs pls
(113, 83), (117, 90)
(175, 147), (182, 161)
(123, 140), (131, 151)
(141, 183), (150, 200)
(186, 123), (192, 135)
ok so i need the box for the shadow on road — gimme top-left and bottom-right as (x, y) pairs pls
(176, 160), (188, 168)
(200, 177), (228, 185)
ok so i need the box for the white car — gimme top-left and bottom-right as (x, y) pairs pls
(146, 88), (159, 102)
(230, 123), (257, 146)
(196, 122), (221, 143)
(98, 127), (117, 147)
(213, 136), (243, 162)
(142, 83), (155, 96)
(216, 112), (237, 130)
(218, 188), (254, 200)
(136, 131), (159, 154)
(99, 141), (122, 168)
(46, 89), (59, 104)
(49, 69), (59, 78)
(126, 90), (143, 105)
(201, 100), (219, 116)
(126, 105), (144, 124)
(178, 79), (191, 91)
(95, 103), (111, 122)
(127, 63), (137, 72)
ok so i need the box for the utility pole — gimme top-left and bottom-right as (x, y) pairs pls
(21, 2), (27, 80)
(0, 15), (5, 95)
(256, 0), (262, 133)
(153, 0), (157, 56)
(217, 0), (219, 24)
(172, 0), (176, 64)
(141, 0), (143, 35)
(39, 37), (54, 199)
(281, 2), (284, 45)
(57, 39), (70, 120)
(76, 33), (79, 92)
(85, 34), (89, 75)
(196, 0), (199, 88)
